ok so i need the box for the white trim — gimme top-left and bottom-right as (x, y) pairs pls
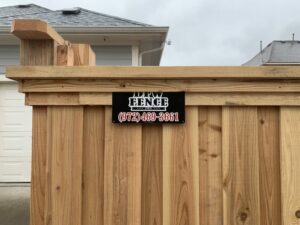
(132, 44), (139, 66)
(0, 26), (169, 34)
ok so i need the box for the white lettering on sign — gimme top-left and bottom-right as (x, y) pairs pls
(128, 92), (169, 111)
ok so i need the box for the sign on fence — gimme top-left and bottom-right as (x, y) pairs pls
(112, 92), (185, 124)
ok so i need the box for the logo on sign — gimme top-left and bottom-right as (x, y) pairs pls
(128, 92), (169, 111)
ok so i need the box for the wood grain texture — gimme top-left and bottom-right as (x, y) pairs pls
(163, 107), (199, 225)
(30, 107), (47, 225)
(26, 93), (79, 105)
(57, 44), (74, 66)
(258, 107), (281, 225)
(142, 125), (163, 225)
(19, 79), (300, 93)
(222, 107), (260, 225)
(7, 65), (300, 79)
(280, 107), (300, 225)
(19, 35), (57, 225)
(20, 40), (56, 67)
(44, 106), (83, 225)
(72, 44), (96, 66)
(29, 93), (300, 107)
(12, 19), (65, 45)
(104, 106), (142, 225)
(82, 107), (105, 225)
(198, 107), (223, 225)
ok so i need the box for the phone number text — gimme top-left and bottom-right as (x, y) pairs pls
(118, 112), (179, 123)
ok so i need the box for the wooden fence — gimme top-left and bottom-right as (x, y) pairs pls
(6, 19), (300, 225)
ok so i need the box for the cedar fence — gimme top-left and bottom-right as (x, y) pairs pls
(6, 19), (300, 225)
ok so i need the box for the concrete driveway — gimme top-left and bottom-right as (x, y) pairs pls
(0, 184), (30, 225)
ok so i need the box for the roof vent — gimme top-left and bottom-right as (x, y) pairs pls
(17, 4), (31, 8)
(62, 7), (81, 15)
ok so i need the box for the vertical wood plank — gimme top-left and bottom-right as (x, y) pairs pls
(20, 40), (56, 66)
(198, 107), (223, 225)
(222, 107), (260, 225)
(163, 106), (199, 225)
(72, 44), (96, 66)
(44, 106), (83, 225)
(20, 39), (57, 225)
(258, 107), (281, 225)
(142, 125), (163, 225)
(30, 107), (47, 225)
(280, 107), (300, 225)
(104, 106), (142, 225)
(82, 107), (105, 225)
(57, 44), (74, 66)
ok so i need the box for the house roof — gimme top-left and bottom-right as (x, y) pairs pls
(0, 4), (168, 66)
(243, 40), (300, 66)
(0, 4), (152, 27)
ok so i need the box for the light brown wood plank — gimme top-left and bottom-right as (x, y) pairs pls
(19, 79), (300, 93)
(19, 35), (57, 225)
(82, 107), (105, 225)
(57, 44), (74, 66)
(7, 65), (300, 79)
(163, 107), (199, 225)
(12, 19), (65, 45)
(186, 93), (300, 105)
(280, 107), (300, 225)
(142, 125), (163, 225)
(104, 106), (142, 225)
(25, 92), (300, 106)
(258, 107), (281, 225)
(26, 93), (79, 105)
(198, 107), (222, 225)
(44, 106), (83, 225)
(30, 107), (47, 225)
(222, 107), (260, 225)
(20, 40), (56, 67)
(72, 44), (96, 66)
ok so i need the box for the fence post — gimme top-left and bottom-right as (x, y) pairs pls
(12, 19), (96, 225)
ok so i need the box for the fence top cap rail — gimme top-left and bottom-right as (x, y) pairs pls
(11, 19), (65, 45)
(5, 65), (300, 80)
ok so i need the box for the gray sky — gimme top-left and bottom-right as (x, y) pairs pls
(1, 0), (299, 65)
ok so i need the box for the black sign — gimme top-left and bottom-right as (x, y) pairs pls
(112, 92), (185, 124)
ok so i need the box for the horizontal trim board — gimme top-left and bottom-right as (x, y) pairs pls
(19, 79), (300, 93)
(25, 93), (300, 106)
(7, 66), (300, 80)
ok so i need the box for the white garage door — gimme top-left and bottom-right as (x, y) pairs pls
(0, 82), (32, 182)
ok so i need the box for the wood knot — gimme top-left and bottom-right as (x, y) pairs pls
(56, 185), (61, 191)
(260, 119), (265, 124)
(239, 212), (248, 222)
(210, 153), (218, 158)
(296, 210), (300, 218)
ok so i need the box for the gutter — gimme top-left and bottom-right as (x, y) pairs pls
(263, 62), (300, 65)
(139, 41), (170, 65)
(0, 26), (169, 34)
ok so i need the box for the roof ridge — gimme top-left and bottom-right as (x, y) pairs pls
(26, 3), (52, 12)
(73, 7), (152, 27)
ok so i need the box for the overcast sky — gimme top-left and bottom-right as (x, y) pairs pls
(1, 0), (299, 65)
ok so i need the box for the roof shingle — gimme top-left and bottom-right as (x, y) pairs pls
(0, 4), (152, 27)
(243, 40), (300, 66)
